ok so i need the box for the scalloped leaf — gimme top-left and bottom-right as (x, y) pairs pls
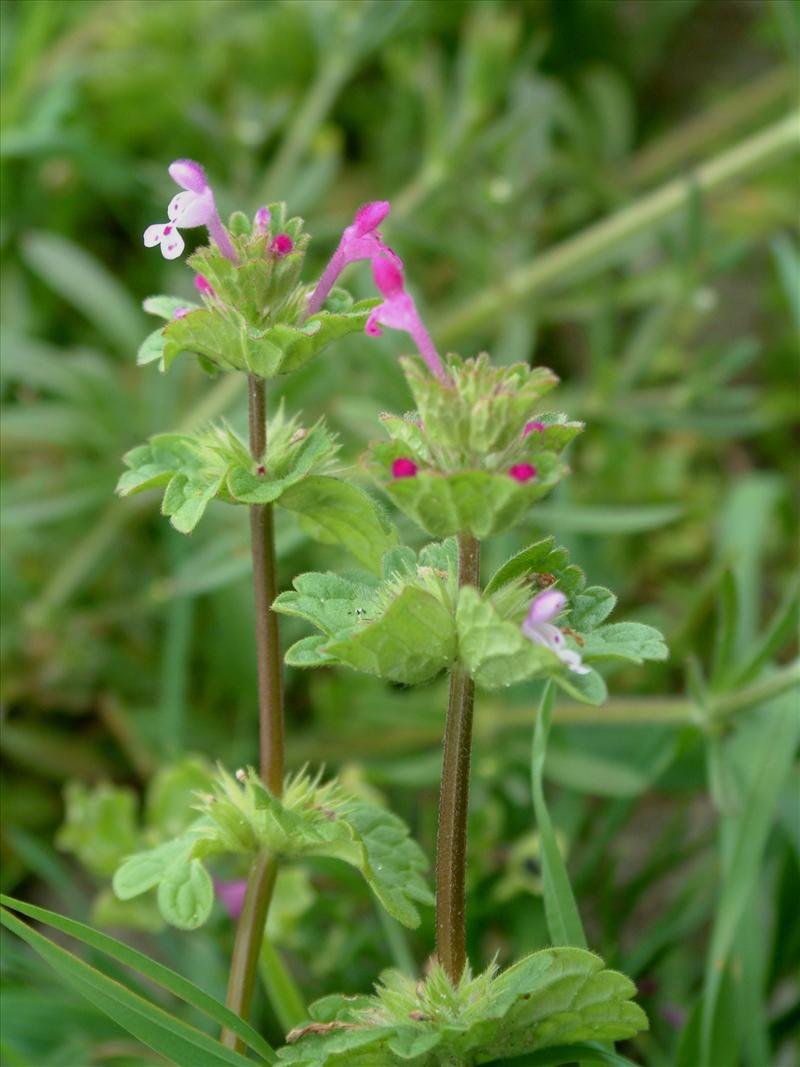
(456, 586), (561, 689)
(117, 432), (230, 532)
(368, 441), (567, 539)
(113, 837), (193, 901)
(156, 858), (214, 931)
(325, 584), (457, 684)
(484, 537), (585, 597)
(56, 782), (141, 879)
(280, 476), (397, 572)
(277, 948), (648, 1065)
(581, 622), (668, 664)
(227, 426), (337, 504)
(159, 300), (377, 378)
(569, 586), (617, 631)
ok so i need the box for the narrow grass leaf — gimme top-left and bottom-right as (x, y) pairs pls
(0, 895), (275, 1063)
(530, 683), (587, 948)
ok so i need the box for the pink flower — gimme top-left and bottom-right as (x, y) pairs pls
(255, 206), (271, 232)
(173, 306), (190, 319)
(214, 877), (247, 921)
(392, 457), (418, 478)
(509, 463), (537, 483)
(522, 589), (589, 675)
(144, 159), (236, 263)
(365, 257), (449, 384)
(523, 420), (545, 436)
(270, 234), (294, 257)
(194, 273), (215, 298)
(305, 201), (399, 318)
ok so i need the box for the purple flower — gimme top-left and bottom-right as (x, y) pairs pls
(509, 463), (537, 483)
(144, 159), (236, 263)
(270, 234), (294, 257)
(523, 420), (545, 436)
(194, 273), (215, 298)
(392, 457), (418, 478)
(255, 206), (271, 232)
(305, 201), (399, 318)
(522, 589), (589, 675)
(214, 877), (247, 920)
(365, 257), (449, 384)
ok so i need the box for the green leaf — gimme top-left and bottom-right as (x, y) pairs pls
(531, 684), (588, 949)
(0, 895), (275, 1063)
(136, 325), (167, 366)
(326, 584), (457, 685)
(285, 635), (338, 668)
(143, 294), (198, 320)
(156, 858), (214, 931)
(0, 907), (269, 1067)
(552, 667), (608, 706)
(113, 837), (193, 900)
(193, 769), (432, 929)
(456, 586), (560, 689)
(484, 537), (584, 597)
(368, 440), (567, 539)
(228, 425), (337, 505)
(568, 586), (617, 631)
(56, 781), (140, 878)
(159, 299), (377, 378)
(280, 476), (397, 572)
(581, 622), (668, 664)
(278, 949), (647, 1065)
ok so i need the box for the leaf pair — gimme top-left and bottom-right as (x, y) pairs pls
(113, 767), (433, 931)
(277, 948), (648, 1065)
(278, 538), (667, 702)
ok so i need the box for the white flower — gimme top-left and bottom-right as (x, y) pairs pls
(522, 588), (589, 675)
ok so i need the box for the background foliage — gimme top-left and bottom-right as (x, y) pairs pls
(1, 1), (798, 1064)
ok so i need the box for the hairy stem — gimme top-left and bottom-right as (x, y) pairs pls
(222, 375), (285, 1048)
(435, 532), (480, 982)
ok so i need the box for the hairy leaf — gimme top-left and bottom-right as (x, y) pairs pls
(277, 949), (647, 1065)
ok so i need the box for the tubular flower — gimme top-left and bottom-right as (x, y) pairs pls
(306, 200), (399, 317)
(365, 257), (449, 384)
(144, 159), (236, 262)
(509, 463), (537, 483)
(391, 457), (418, 478)
(522, 589), (589, 675)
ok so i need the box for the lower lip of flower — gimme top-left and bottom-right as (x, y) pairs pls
(509, 463), (537, 483)
(392, 457), (418, 478)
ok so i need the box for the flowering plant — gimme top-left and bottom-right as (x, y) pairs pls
(3, 160), (669, 1067)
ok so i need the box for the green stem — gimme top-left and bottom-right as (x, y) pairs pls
(435, 532), (480, 982)
(258, 936), (307, 1033)
(435, 111), (800, 345)
(222, 375), (286, 1048)
(222, 852), (278, 1048)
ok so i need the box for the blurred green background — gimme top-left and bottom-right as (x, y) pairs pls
(1, 1), (798, 1064)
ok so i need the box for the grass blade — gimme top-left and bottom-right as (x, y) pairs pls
(1, 895), (275, 1063)
(1, 907), (262, 1067)
(530, 682), (588, 949)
